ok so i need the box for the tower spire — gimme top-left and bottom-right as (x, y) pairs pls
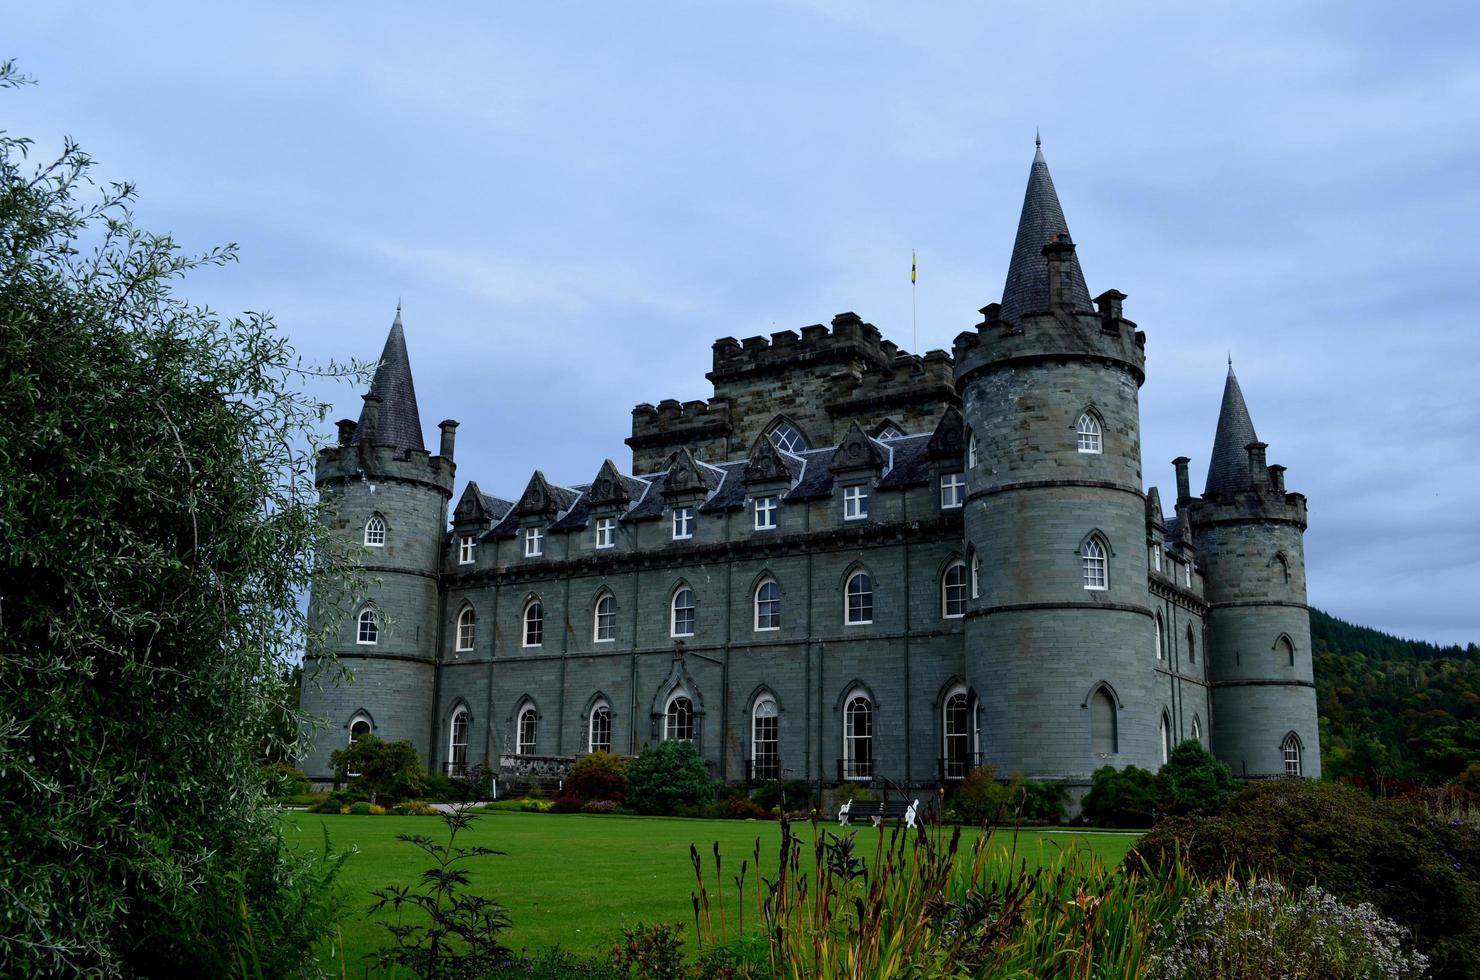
(998, 145), (1092, 325)
(353, 306), (426, 453)
(1203, 362), (1258, 498)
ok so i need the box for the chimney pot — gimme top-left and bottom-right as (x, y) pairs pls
(438, 419), (459, 461)
(336, 418), (357, 447)
(361, 394), (382, 441)
(1172, 456), (1192, 502)
(1246, 442), (1269, 487)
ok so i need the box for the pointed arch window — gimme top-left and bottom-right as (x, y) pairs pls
(943, 688), (971, 780)
(1191, 715), (1203, 743)
(665, 695), (695, 741)
(768, 421), (807, 454)
(942, 561), (968, 619)
(364, 514), (386, 547)
(455, 607), (475, 652)
(751, 696), (779, 780)
(1187, 626), (1197, 664)
(516, 705), (538, 755)
(1159, 711), (1172, 765)
(1282, 732), (1303, 776)
(357, 608), (378, 645)
(594, 593), (616, 643)
(844, 571), (873, 625)
(1274, 553), (1290, 584)
(754, 579), (780, 632)
(523, 600), (544, 648)
(1090, 687), (1117, 756)
(1082, 536), (1108, 591)
(1277, 635), (1295, 667)
(448, 708), (470, 776)
(842, 691), (874, 780)
(970, 551), (981, 599)
(1154, 613), (1164, 661)
(1076, 413), (1102, 454)
(588, 698), (612, 754)
(967, 431), (979, 468)
(671, 587), (696, 638)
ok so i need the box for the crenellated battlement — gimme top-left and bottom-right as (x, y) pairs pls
(708, 312), (893, 383)
(315, 440), (456, 496)
(953, 288), (1146, 390)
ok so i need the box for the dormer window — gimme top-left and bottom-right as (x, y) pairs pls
(458, 534), (476, 565)
(878, 425), (903, 440)
(843, 486), (868, 521)
(753, 496), (778, 531)
(672, 507), (693, 540)
(595, 517), (615, 549)
(940, 472), (965, 509)
(364, 514), (386, 547)
(1076, 413), (1102, 454)
(524, 527), (544, 558)
(768, 422), (807, 454)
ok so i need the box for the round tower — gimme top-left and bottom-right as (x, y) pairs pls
(953, 146), (1160, 789)
(298, 309), (456, 781)
(1187, 365), (1319, 778)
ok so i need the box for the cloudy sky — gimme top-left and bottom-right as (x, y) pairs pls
(9, 2), (1479, 644)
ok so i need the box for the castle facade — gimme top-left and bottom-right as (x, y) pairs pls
(299, 149), (1321, 798)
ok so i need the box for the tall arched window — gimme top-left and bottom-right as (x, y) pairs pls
(516, 705), (538, 755)
(1187, 626), (1197, 664)
(942, 562), (968, 619)
(1274, 553), (1290, 584)
(1282, 732), (1303, 776)
(448, 708), (470, 776)
(752, 696), (779, 780)
(1090, 687), (1117, 756)
(1082, 536), (1108, 591)
(523, 600), (543, 648)
(943, 689), (970, 780)
(1159, 711), (1172, 765)
(1076, 413), (1102, 453)
(967, 431), (979, 468)
(594, 593), (616, 642)
(671, 587), (696, 638)
(844, 571), (873, 625)
(1277, 635), (1295, 667)
(357, 608), (378, 645)
(665, 695), (695, 741)
(455, 607), (475, 652)
(754, 579), (781, 631)
(588, 699), (612, 753)
(843, 691), (874, 780)
(348, 713), (372, 744)
(970, 550), (981, 599)
(1154, 613), (1164, 661)
(364, 513), (386, 547)
(1191, 715), (1203, 743)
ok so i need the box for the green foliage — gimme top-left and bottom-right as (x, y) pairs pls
(1156, 739), (1239, 816)
(565, 750), (631, 803)
(329, 734), (426, 804)
(625, 741), (716, 815)
(948, 765), (1067, 825)
(832, 781), (876, 807)
(347, 802), (374, 816)
(392, 799), (439, 817)
(1131, 778), (1480, 980)
(263, 761), (312, 798)
(607, 921), (686, 979)
(0, 61), (359, 975)
(1081, 764), (1160, 827)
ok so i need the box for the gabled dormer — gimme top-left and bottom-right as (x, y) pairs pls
(587, 459), (632, 511)
(830, 419), (886, 476)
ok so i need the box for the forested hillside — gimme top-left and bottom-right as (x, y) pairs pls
(1312, 607), (1480, 788)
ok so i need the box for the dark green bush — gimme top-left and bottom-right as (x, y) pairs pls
(1080, 764), (1159, 827)
(347, 802), (374, 816)
(263, 761), (312, 798)
(1020, 779), (1067, 824)
(1131, 778), (1480, 980)
(421, 771), (460, 802)
(330, 735), (426, 804)
(1157, 740), (1238, 816)
(566, 751), (630, 804)
(625, 741), (715, 816)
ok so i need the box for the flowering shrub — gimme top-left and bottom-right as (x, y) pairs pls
(580, 800), (620, 815)
(1147, 879), (1427, 980)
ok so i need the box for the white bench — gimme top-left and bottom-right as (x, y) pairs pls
(837, 798), (919, 828)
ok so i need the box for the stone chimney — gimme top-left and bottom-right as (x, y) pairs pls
(361, 394), (382, 443)
(438, 419), (459, 461)
(336, 418), (357, 447)
(1245, 442), (1269, 489)
(1042, 233), (1079, 311)
(1172, 456), (1192, 503)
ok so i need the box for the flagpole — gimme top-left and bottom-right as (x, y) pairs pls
(911, 248), (917, 353)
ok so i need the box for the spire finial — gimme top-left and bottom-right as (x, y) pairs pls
(1035, 127), (1041, 149)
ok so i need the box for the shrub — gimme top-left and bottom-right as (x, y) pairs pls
(581, 800), (620, 815)
(566, 751), (630, 803)
(625, 741), (715, 816)
(608, 921), (685, 980)
(1131, 778), (1480, 979)
(421, 772), (459, 802)
(726, 798), (776, 820)
(347, 802), (374, 816)
(752, 779), (812, 813)
(329, 735), (427, 804)
(263, 761), (312, 798)
(521, 798), (552, 813)
(392, 799), (439, 816)
(1156, 740), (1238, 816)
(524, 774), (546, 800)
(1146, 879), (1428, 980)
(1081, 764), (1159, 827)
(550, 795), (583, 814)
(833, 782), (877, 809)
(1020, 779), (1067, 824)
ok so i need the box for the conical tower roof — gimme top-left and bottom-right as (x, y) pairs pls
(999, 144), (1094, 325)
(354, 307), (426, 453)
(1204, 362), (1259, 498)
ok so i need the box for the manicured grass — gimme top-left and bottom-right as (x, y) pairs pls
(281, 809), (1137, 968)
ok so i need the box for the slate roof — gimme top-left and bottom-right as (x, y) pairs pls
(478, 491), (514, 523)
(998, 146), (1094, 326)
(485, 480), (583, 538)
(354, 309), (426, 454)
(549, 472), (653, 531)
(876, 434), (933, 490)
(1204, 364), (1259, 499)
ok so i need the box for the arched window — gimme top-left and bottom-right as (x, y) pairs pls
(1277, 635), (1295, 667)
(843, 692), (874, 780)
(970, 551), (981, 599)
(448, 708), (470, 776)
(1274, 553), (1290, 584)
(942, 689), (971, 780)
(455, 607), (475, 652)
(1187, 626), (1197, 664)
(1159, 711), (1172, 765)
(1191, 715), (1203, 743)
(768, 421), (807, 454)
(1282, 732), (1303, 776)
(967, 431), (979, 468)
(364, 513), (386, 547)
(348, 713), (372, 744)
(516, 704), (538, 755)
(523, 600), (543, 648)
(1082, 536), (1108, 591)
(594, 593), (616, 642)
(665, 695), (695, 741)
(844, 571), (873, 625)
(357, 608), (378, 645)
(1090, 687), (1117, 755)
(671, 587), (696, 638)
(752, 696), (779, 780)
(588, 699), (612, 753)
(877, 425), (903, 440)
(754, 579), (780, 631)
(1154, 613), (1164, 661)
(942, 561), (968, 619)
(1076, 413), (1102, 454)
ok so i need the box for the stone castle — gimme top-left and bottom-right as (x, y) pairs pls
(298, 147), (1320, 801)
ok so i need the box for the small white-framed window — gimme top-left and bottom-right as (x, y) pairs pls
(942, 561), (968, 618)
(523, 600), (544, 648)
(671, 587), (696, 638)
(594, 593), (616, 642)
(752, 696), (779, 780)
(516, 705), (537, 755)
(754, 579), (781, 631)
(753, 496), (778, 530)
(458, 534), (476, 565)
(971, 552), (981, 599)
(455, 607), (475, 652)
(595, 517), (615, 549)
(672, 507), (694, 540)
(1159, 711), (1172, 765)
(940, 472), (965, 509)
(1154, 613), (1164, 661)
(448, 708), (470, 776)
(967, 431), (979, 468)
(524, 526), (544, 557)
(844, 571), (873, 625)
(1083, 537), (1108, 591)
(1282, 732), (1303, 776)
(1076, 413), (1102, 454)
(843, 692), (874, 780)
(357, 608), (378, 645)
(665, 695), (695, 741)
(942, 688), (971, 780)
(588, 700), (612, 753)
(843, 485), (869, 521)
(364, 514), (386, 547)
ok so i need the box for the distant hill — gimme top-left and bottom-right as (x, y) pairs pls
(1310, 607), (1479, 787)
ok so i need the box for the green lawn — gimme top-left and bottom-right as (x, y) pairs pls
(281, 809), (1137, 968)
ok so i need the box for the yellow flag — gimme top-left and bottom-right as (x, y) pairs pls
(911, 249), (917, 284)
